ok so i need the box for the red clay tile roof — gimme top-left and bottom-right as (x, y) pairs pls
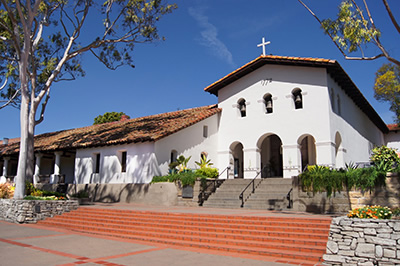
(0, 105), (221, 156)
(204, 55), (336, 94)
(388, 124), (400, 131)
(204, 55), (388, 134)
(0, 137), (19, 145)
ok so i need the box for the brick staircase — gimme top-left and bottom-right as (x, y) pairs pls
(38, 207), (331, 265)
(202, 178), (293, 210)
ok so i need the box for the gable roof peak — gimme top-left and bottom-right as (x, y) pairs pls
(204, 55), (388, 134)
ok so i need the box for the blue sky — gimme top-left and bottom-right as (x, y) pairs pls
(1, 0), (399, 139)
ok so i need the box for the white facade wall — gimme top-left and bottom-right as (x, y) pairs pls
(75, 142), (160, 184)
(215, 64), (386, 178)
(74, 114), (219, 184)
(386, 132), (400, 151)
(326, 75), (385, 167)
(216, 65), (332, 178)
(155, 114), (219, 176)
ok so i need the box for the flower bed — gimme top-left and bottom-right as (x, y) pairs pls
(347, 205), (393, 220)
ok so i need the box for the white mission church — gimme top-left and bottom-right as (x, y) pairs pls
(1, 52), (400, 184)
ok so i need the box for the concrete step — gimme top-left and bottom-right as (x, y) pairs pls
(202, 179), (259, 209)
(247, 193), (287, 198)
(202, 178), (294, 211)
(38, 207), (331, 264)
(261, 178), (293, 185)
(253, 187), (291, 193)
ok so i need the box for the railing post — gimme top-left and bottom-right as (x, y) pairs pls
(239, 171), (260, 208)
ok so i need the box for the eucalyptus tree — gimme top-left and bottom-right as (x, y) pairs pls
(298, 0), (400, 123)
(0, 0), (176, 198)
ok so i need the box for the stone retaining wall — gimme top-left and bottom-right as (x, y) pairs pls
(324, 216), (400, 265)
(0, 199), (79, 224)
(292, 175), (400, 214)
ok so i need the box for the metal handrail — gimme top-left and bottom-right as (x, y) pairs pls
(286, 188), (293, 208)
(198, 166), (230, 206)
(239, 171), (261, 208)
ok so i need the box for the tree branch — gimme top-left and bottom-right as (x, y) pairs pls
(298, 0), (353, 58)
(89, 48), (123, 70)
(0, 87), (20, 109)
(0, 0), (22, 56)
(72, 0), (91, 40)
(59, 4), (73, 38)
(343, 54), (385, 61)
(382, 0), (400, 35)
(35, 88), (50, 125)
(0, 77), (8, 91)
(298, 0), (399, 66)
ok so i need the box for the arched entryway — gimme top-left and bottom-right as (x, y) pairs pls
(230, 142), (244, 179)
(335, 132), (344, 168)
(258, 134), (283, 178)
(298, 135), (316, 171)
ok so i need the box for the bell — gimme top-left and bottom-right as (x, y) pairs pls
(266, 100), (272, 109)
(295, 94), (302, 104)
(240, 104), (246, 112)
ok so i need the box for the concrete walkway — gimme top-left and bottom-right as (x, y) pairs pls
(0, 203), (333, 266)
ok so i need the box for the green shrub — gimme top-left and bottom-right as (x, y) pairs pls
(31, 190), (44, 197)
(300, 165), (345, 197)
(195, 167), (219, 179)
(24, 195), (64, 201)
(71, 190), (89, 198)
(370, 145), (400, 173)
(300, 161), (389, 197)
(25, 181), (36, 196)
(195, 157), (213, 168)
(392, 207), (400, 217)
(151, 176), (170, 183)
(42, 190), (65, 197)
(179, 171), (206, 187)
(151, 171), (207, 187)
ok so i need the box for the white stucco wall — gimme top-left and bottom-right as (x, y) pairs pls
(74, 114), (219, 184)
(327, 75), (385, 167)
(215, 64), (385, 178)
(75, 142), (160, 184)
(155, 114), (219, 176)
(386, 131), (400, 151)
(216, 64), (332, 178)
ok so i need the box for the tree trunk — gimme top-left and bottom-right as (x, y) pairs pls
(13, 46), (30, 199)
(26, 109), (36, 183)
(14, 95), (29, 199)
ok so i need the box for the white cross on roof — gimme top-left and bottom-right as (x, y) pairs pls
(257, 37), (270, 56)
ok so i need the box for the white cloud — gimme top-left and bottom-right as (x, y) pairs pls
(188, 7), (235, 67)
